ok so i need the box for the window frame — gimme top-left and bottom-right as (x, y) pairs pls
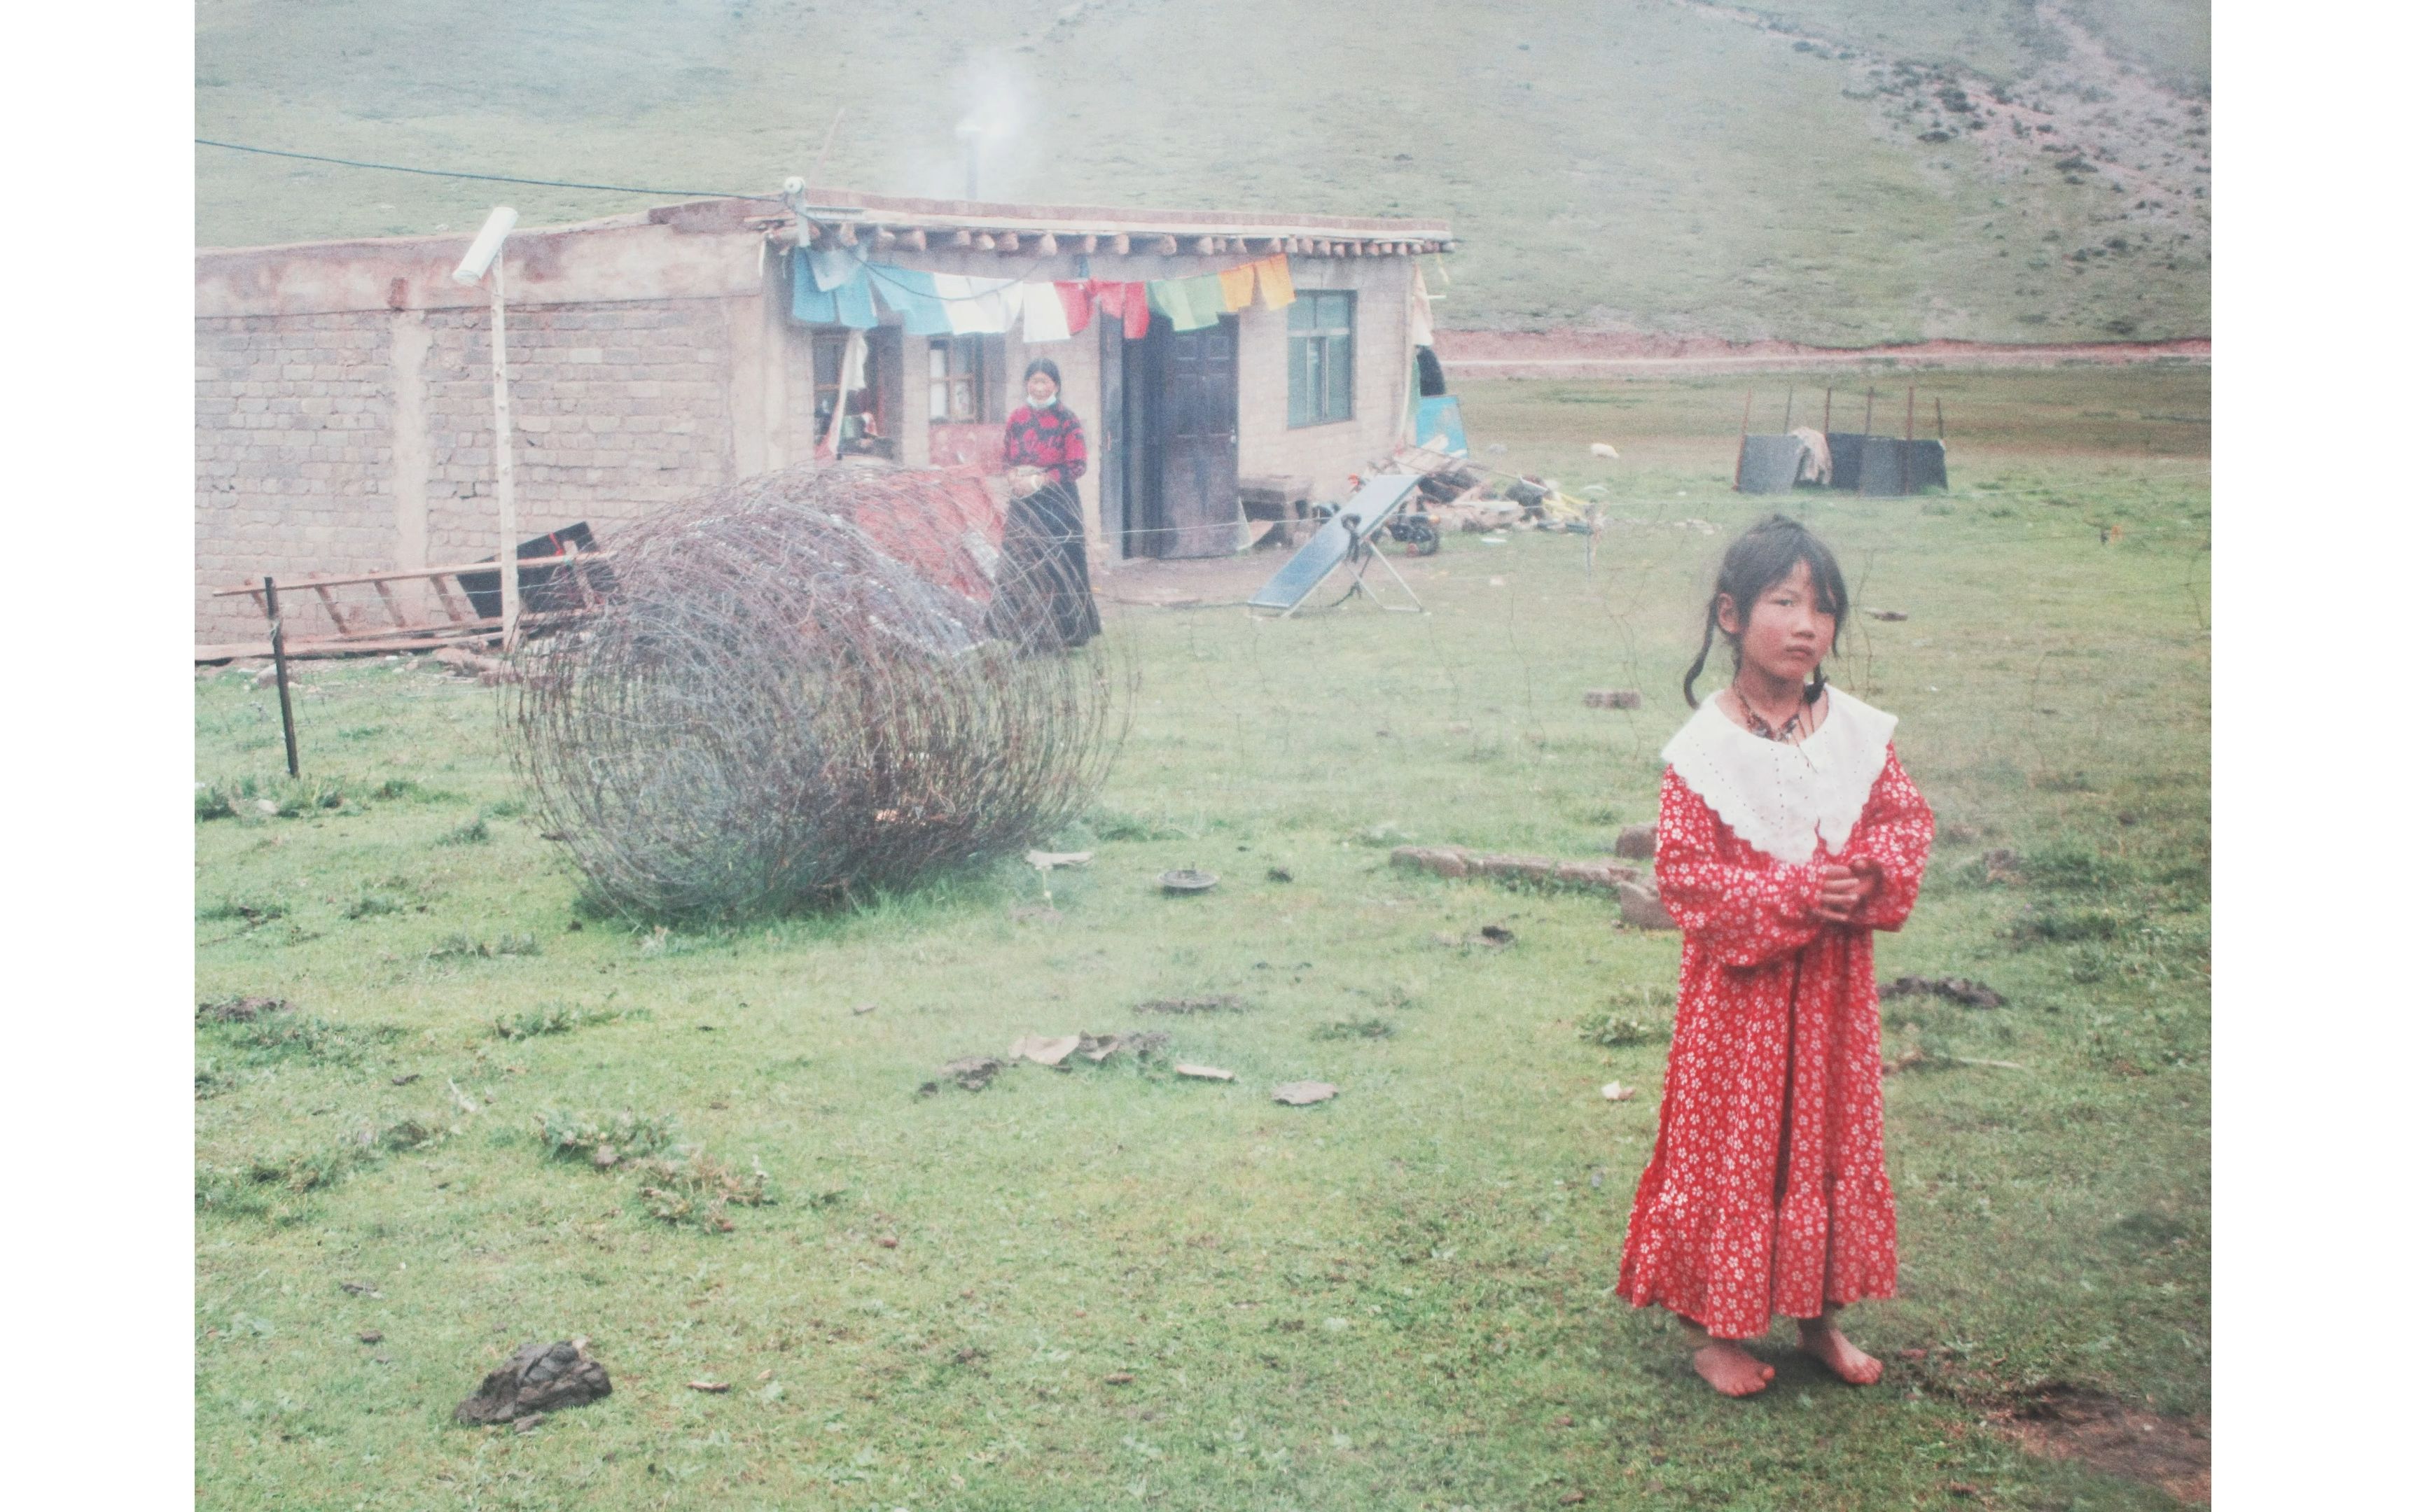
(927, 335), (992, 424)
(1286, 290), (1356, 428)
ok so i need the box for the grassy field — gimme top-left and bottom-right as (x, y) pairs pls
(194, 0), (2209, 343)
(194, 366), (2209, 1510)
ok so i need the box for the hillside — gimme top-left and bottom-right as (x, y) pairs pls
(195, 0), (2209, 344)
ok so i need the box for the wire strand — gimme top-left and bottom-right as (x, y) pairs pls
(195, 137), (788, 203)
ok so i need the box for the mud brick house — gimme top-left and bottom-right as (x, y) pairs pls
(193, 188), (1454, 648)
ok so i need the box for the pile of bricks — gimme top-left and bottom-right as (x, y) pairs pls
(1389, 834), (1679, 930)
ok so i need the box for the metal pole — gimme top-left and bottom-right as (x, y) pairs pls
(1734, 390), (1753, 491)
(263, 576), (299, 778)
(1936, 397), (1946, 439)
(1905, 386), (1915, 442)
(1781, 386), (1793, 432)
(490, 262), (520, 650)
(1863, 387), (1875, 434)
(1823, 386), (1832, 433)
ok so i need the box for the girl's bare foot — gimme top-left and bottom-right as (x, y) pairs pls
(1691, 1340), (1776, 1396)
(1797, 1317), (1884, 1385)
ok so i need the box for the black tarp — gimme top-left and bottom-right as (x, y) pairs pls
(1905, 439), (1948, 492)
(457, 522), (613, 620)
(1735, 433), (1809, 494)
(1826, 433), (1868, 493)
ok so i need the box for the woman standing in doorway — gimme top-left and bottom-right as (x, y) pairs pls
(998, 357), (1101, 650)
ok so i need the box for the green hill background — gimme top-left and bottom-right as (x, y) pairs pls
(196, 0), (2209, 344)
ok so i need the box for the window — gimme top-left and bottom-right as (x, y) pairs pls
(929, 336), (990, 422)
(1287, 290), (1354, 427)
(812, 330), (889, 457)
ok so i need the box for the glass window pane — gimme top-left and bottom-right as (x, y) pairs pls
(931, 381), (950, 419)
(1329, 335), (1353, 420)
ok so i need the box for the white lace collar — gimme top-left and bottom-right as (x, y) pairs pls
(1660, 687), (1898, 864)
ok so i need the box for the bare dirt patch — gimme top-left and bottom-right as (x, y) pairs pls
(1991, 1384), (2210, 1504)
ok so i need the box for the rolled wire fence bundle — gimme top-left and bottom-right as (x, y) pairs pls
(510, 462), (1130, 920)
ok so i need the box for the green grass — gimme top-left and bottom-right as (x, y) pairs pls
(195, 367), (2206, 1508)
(195, 0), (2208, 342)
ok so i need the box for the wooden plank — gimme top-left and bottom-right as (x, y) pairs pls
(310, 582), (354, 634)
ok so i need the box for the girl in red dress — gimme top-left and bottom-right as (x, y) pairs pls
(1617, 514), (1933, 1397)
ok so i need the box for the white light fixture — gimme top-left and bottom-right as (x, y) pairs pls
(451, 206), (518, 286)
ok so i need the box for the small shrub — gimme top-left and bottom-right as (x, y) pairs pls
(2008, 904), (2129, 944)
(631, 1152), (774, 1232)
(202, 1014), (404, 1068)
(493, 1003), (640, 1040)
(1577, 1012), (1664, 1047)
(429, 932), (540, 960)
(195, 783), (236, 821)
(534, 1110), (679, 1165)
(341, 893), (405, 920)
(371, 778), (427, 802)
(484, 798), (529, 820)
(197, 897), (286, 925)
(436, 816), (491, 846)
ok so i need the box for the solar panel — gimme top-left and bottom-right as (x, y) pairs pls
(1246, 475), (1424, 614)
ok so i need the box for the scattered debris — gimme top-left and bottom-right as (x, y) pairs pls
(1583, 689), (1643, 710)
(358, 1329), (384, 1345)
(687, 1380), (730, 1394)
(1865, 608), (1910, 622)
(1478, 924), (1516, 946)
(1617, 882), (1678, 931)
(1881, 975), (2006, 1009)
(1559, 1491), (1589, 1506)
(940, 1056), (1004, 1091)
(1272, 1081), (1337, 1106)
(1884, 1049), (2031, 1076)
(1174, 1063), (1235, 1082)
(433, 646), (520, 685)
(390, 1072), (422, 1086)
(1590, 442), (1620, 459)
(1105, 1371), (1136, 1386)
(1078, 1030), (1169, 1063)
(1135, 995), (1246, 1015)
(1010, 1034), (1083, 1068)
(1008, 904), (1064, 923)
(1159, 869), (1219, 893)
(1265, 867), (1293, 883)
(1601, 1082), (1638, 1102)
(340, 1281), (383, 1298)
(851, 1002), (877, 1015)
(1613, 822), (1657, 860)
(1391, 844), (1639, 893)
(1314, 1016), (1394, 1041)
(1978, 847), (2022, 884)
(453, 1338), (611, 1426)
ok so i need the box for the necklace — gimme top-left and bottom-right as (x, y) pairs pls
(1732, 685), (1808, 743)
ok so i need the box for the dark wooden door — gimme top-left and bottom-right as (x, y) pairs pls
(1153, 315), (1239, 559)
(1097, 315), (1127, 554)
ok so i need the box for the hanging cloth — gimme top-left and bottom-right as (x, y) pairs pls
(1409, 262), (1436, 348)
(816, 328), (870, 460)
(1020, 281), (1073, 343)
(807, 245), (864, 293)
(945, 276), (1016, 335)
(1054, 281), (1095, 336)
(790, 249), (877, 328)
(1218, 262), (1257, 312)
(1181, 274), (1228, 328)
(1254, 253), (1295, 309)
(870, 265), (953, 335)
(1092, 281), (1151, 340)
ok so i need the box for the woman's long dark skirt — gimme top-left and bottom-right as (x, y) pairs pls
(992, 482), (1101, 651)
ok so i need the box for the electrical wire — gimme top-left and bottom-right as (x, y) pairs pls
(195, 137), (790, 203)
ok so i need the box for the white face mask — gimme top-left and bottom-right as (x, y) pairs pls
(1029, 390), (1057, 408)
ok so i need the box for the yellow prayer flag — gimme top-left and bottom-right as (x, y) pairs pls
(1217, 262), (1256, 312)
(1256, 254), (1295, 309)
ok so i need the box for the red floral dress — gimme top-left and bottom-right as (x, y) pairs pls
(1618, 720), (1933, 1338)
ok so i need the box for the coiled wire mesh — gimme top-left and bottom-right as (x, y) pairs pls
(510, 462), (1128, 920)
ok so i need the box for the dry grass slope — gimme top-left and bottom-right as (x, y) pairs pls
(195, 0), (2208, 343)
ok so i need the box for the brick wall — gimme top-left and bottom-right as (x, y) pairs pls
(194, 312), (397, 645)
(419, 298), (735, 565)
